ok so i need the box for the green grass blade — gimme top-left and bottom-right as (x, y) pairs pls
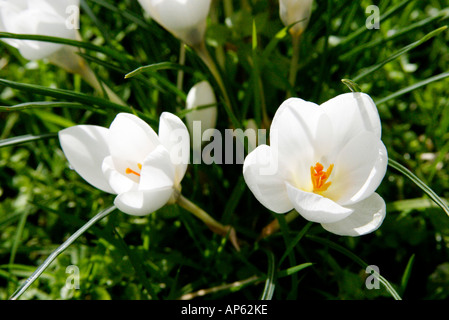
(338, 0), (415, 47)
(278, 222), (312, 266)
(341, 10), (449, 60)
(352, 26), (447, 82)
(260, 249), (276, 300)
(388, 159), (449, 218)
(277, 262), (313, 278)
(0, 78), (158, 126)
(0, 32), (133, 63)
(375, 71), (449, 105)
(9, 205), (117, 300)
(0, 101), (107, 114)
(0, 133), (57, 148)
(307, 235), (402, 300)
(400, 254), (415, 295)
(124, 62), (183, 79)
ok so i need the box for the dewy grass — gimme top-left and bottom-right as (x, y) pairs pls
(1, 0), (449, 301)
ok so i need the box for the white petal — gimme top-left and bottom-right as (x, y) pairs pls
(108, 113), (160, 174)
(138, 0), (211, 45)
(321, 92), (382, 148)
(102, 156), (139, 194)
(269, 98), (320, 190)
(58, 125), (114, 194)
(321, 193), (386, 236)
(323, 132), (381, 205)
(139, 145), (175, 191)
(185, 81), (217, 142)
(348, 140), (388, 203)
(243, 145), (293, 213)
(114, 187), (174, 216)
(158, 112), (190, 185)
(286, 182), (353, 223)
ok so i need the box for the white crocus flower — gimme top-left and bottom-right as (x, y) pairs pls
(59, 112), (190, 216)
(243, 93), (388, 236)
(0, 0), (79, 60)
(185, 80), (217, 143)
(279, 0), (313, 37)
(137, 0), (212, 46)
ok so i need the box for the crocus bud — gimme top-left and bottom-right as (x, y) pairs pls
(279, 0), (313, 37)
(137, 0), (212, 47)
(0, 0), (80, 60)
(185, 80), (217, 144)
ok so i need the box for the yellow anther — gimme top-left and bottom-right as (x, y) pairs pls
(126, 163), (142, 177)
(311, 162), (334, 193)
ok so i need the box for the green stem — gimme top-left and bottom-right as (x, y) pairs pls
(176, 43), (186, 106)
(287, 34), (301, 98)
(9, 206), (116, 300)
(48, 46), (127, 107)
(193, 41), (238, 126)
(176, 193), (240, 250)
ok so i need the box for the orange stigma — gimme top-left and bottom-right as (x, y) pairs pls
(311, 162), (334, 193)
(126, 163), (142, 177)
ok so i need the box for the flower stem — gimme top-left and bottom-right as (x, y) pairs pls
(287, 34), (302, 98)
(258, 209), (299, 240)
(48, 46), (126, 106)
(176, 194), (240, 251)
(9, 205), (117, 300)
(176, 42), (186, 106)
(193, 41), (236, 122)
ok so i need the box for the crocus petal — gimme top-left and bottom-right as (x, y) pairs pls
(102, 156), (139, 194)
(279, 0), (313, 36)
(269, 98), (320, 190)
(321, 92), (382, 147)
(108, 113), (160, 175)
(347, 141), (388, 204)
(243, 145), (294, 213)
(139, 145), (175, 191)
(138, 0), (211, 45)
(114, 187), (174, 216)
(323, 131), (381, 205)
(58, 125), (114, 194)
(158, 112), (189, 185)
(185, 80), (217, 143)
(321, 193), (386, 236)
(286, 182), (353, 223)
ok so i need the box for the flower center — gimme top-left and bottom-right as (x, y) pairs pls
(126, 163), (142, 177)
(311, 162), (334, 193)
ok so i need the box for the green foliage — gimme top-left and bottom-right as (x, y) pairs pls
(1, 0), (449, 300)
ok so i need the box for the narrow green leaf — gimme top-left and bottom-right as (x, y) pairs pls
(400, 254), (415, 295)
(0, 78), (157, 126)
(388, 159), (449, 218)
(338, 0), (415, 46)
(0, 133), (57, 149)
(353, 26), (447, 82)
(341, 11), (449, 60)
(125, 62), (183, 79)
(0, 32), (133, 63)
(307, 235), (402, 300)
(278, 221), (312, 266)
(341, 79), (362, 92)
(376, 71), (449, 105)
(260, 249), (276, 300)
(277, 262), (313, 278)
(9, 206), (117, 300)
(0, 101), (107, 114)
